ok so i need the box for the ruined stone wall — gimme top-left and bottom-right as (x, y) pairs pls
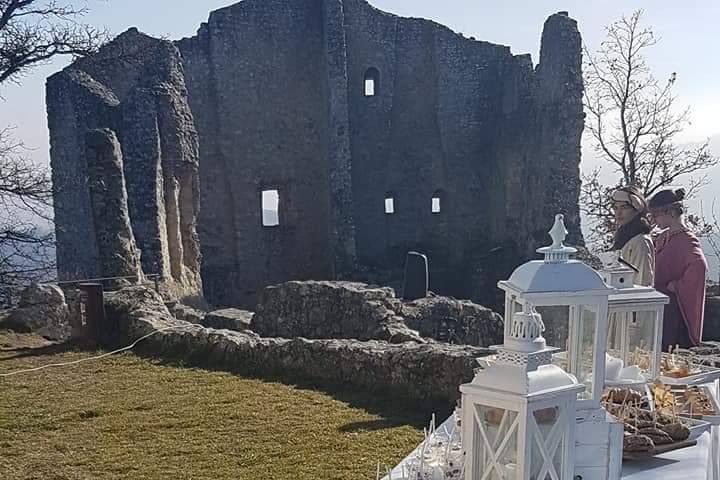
(177, 0), (336, 307)
(343, 2), (584, 306)
(48, 0), (584, 310)
(47, 30), (202, 301)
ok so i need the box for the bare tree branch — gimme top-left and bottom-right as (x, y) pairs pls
(582, 10), (719, 249)
(0, 1), (107, 305)
(0, 0), (108, 85)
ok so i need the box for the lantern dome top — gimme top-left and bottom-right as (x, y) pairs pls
(502, 213), (610, 295)
(506, 260), (609, 294)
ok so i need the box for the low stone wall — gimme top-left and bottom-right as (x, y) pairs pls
(401, 295), (504, 346)
(106, 287), (492, 405)
(251, 280), (504, 346)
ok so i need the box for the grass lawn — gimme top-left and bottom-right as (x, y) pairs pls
(0, 331), (425, 479)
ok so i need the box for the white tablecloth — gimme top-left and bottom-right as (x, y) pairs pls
(622, 431), (715, 479)
(384, 380), (720, 480)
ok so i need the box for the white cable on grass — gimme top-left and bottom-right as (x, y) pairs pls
(0, 324), (204, 378)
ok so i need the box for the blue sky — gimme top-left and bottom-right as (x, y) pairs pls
(1, 0), (718, 162)
(1, 0), (718, 276)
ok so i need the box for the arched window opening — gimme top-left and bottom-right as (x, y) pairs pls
(261, 189), (280, 227)
(364, 67), (379, 97)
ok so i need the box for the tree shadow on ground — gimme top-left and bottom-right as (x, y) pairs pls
(0, 339), (83, 361)
(0, 329), (96, 361)
(139, 348), (452, 432)
(1, 330), (453, 432)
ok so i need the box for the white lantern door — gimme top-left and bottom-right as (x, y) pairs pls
(528, 399), (575, 480)
(466, 400), (521, 480)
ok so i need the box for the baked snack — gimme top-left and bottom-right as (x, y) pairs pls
(638, 427), (674, 445)
(684, 387), (716, 416)
(624, 433), (654, 452)
(661, 422), (691, 442)
(604, 388), (643, 405)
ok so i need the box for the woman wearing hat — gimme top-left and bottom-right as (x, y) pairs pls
(649, 188), (708, 348)
(608, 187), (655, 349)
(611, 186), (655, 286)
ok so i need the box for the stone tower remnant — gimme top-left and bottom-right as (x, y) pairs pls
(47, 0), (585, 308)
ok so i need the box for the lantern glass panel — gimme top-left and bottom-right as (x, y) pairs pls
(608, 310), (658, 378)
(573, 306), (598, 400)
(543, 305), (597, 400)
(536, 306), (570, 352)
(472, 404), (519, 479)
(530, 406), (565, 480)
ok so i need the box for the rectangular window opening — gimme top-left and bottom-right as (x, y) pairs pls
(262, 189), (280, 227)
(364, 78), (375, 97)
(432, 197), (441, 214)
(384, 197), (394, 214)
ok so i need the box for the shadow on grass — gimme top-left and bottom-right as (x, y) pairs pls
(339, 419), (411, 433)
(0, 328), (97, 361)
(128, 343), (451, 431)
(0, 340), (84, 361)
(2, 330), (451, 432)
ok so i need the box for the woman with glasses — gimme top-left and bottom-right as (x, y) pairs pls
(610, 186), (655, 286)
(649, 188), (708, 349)
(608, 187), (655, 349)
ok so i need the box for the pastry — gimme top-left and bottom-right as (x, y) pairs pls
(660, 422), (690, 441)
(624, 433), (654, 452)
(638, 427), (674, 445)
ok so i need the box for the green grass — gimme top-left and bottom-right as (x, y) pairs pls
(0, 331), (424, 479)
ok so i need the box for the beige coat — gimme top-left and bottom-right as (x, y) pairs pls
(620, 233), (655, 287)
(608, 233), (656, 361)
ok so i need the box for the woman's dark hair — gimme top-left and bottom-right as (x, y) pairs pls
(612, 185), (651, 250)
(649, 188), (686, 215)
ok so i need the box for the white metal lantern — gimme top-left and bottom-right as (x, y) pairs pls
(498, 214), (613, 410)
(461, 304), (583, 480)
(601, 256), (669, 385)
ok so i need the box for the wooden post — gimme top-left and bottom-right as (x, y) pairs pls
(78, 283), (105, 346)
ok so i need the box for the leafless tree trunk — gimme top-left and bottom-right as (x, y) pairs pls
(0, 1), (107, 305)
(582, 10), (717, 249)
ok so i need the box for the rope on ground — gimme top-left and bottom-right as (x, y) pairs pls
(0, 323), (204, 378)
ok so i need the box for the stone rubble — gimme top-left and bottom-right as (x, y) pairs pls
(107, 286), (493, 405)
(7, 283), (71, 341)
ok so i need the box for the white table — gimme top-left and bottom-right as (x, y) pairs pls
(622, 431), (715, 479)
(384, 380), (719, 480)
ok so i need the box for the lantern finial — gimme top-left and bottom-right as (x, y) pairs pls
(537, 213), (577, 263)
(549, 214), (567, 248)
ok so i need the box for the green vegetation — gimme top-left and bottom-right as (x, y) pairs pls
(0, 332), (423, 479)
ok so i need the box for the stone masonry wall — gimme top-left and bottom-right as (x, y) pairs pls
(107, 286), (493, 405)
(48, 0), (584, 310)
(47, 30), (202, 302)
(251, 280), (503, 347)
(177, 0), (336, 307)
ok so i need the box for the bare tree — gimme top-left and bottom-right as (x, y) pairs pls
(582, 10), (718, 249)
(0, 1), (107, 305)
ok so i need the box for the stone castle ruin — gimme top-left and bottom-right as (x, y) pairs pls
(47, 0), (584, 308)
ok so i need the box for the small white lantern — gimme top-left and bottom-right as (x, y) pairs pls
(602, 255), (669, 385)
(461, 304), (583, 480)
(498, 214), (613, 410)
